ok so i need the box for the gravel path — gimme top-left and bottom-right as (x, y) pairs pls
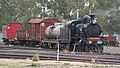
(103, 46), (120, 54)
(0, 59), (120, 68)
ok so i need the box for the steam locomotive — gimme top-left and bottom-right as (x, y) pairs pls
(2, 15), (106, 52)
(56, 15), (106, 52)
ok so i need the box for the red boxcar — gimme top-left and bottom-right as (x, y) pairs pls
(2, 22), (22, 44)
(102, 35), (119, 46)
(26, 19), (60, 45)
(28, 19), (60, 40)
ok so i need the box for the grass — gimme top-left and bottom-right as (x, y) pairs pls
(0, 64), (18, 68)
(0, 63), (5, 66)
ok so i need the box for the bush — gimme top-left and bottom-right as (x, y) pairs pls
(31, 63), (37, 67)
(32, 54), (40, 61)
(63, 63), (70, 66)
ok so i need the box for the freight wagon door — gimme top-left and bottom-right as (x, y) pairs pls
(35, 23), (46, 41)
(28, 23), (36, 40)
(35, 23), (40, 41)
(40, 23), (46, 40)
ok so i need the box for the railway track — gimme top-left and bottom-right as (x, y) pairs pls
(0, 52), (120, 65)
(0, 45), (120, 65)
(0, 45), (41, 50)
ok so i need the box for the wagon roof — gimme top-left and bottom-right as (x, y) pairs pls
(28, 19), (60, 23)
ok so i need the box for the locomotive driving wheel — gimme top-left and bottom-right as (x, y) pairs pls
(95, 45), (99, 52)
(99, 45), (103, 53)
(90, 45), (95, 52)
(94, 45), (103, 53)
(85, 45), (90, 52)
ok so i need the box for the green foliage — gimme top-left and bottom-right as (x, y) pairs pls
(31, 62), (37, 67)
(63, 63), (70, 66)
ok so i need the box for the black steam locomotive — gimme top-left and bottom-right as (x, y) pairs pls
(59, 15), (106, 52)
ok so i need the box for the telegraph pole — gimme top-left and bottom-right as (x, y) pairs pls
(41, 6), (45, 19)
(57, 35), (59, 61)
(76, 0), (80, 19)
(41, 0), (45, 19)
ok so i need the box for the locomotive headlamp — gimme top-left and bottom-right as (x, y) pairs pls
(93, 18), (97, 24)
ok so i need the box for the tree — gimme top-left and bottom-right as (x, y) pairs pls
(0, 0), (120, 33)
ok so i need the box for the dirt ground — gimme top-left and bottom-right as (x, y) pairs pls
(0, 58), (120, 68)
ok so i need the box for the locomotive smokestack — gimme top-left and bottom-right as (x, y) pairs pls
(89, 15), (96, 20)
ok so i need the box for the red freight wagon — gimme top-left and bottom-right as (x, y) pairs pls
(27, 19), (60, 45)
(2, 22), (22, 44)
(17, 30), (28, 45)
(102, 35), (119, 46)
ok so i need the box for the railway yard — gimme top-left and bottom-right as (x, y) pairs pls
(1, 0), (120, 67)
(0, 44), (120, 68)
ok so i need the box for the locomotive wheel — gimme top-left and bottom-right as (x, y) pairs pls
(40, 42), (44, 48)
(90, 45), (95, 52)
(44, 43), (49, 48)
(25, 41), (30, 46)
(18, 41), (22, 45)
(20, 41), (24, 45)
(62, 44), (70, 51)
(3, 39), (9, 45)
(94, 45), (99, 52)
(51, 43), (55, 48)
(60, 44), (66, 50)
(94, 45), (103, 53)
(85, 45), (90, 52)
(99, 45), (103, 53)
(32, 42), (37, 46)
(80, 45), (85, 52)
(29, 41), (33, 46)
